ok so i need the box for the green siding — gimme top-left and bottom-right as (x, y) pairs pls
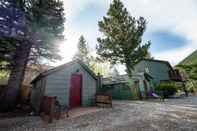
(134, 60), (171, 86)
(45, 64), (74, 106)
(81, 66), (97, 106)
(101, 73), (153, 100)
(101, 83), (133, 100)
(45, 63), (97, 107)
(32, 62), (97, 111)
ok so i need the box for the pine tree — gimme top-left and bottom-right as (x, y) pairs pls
(97, 0), (150, 78)
(89, 57), (111, 77)
(0, 0), (65, 111)
(73, 35), (90, 65)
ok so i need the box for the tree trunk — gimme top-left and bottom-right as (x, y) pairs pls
(0, 41), (32, 111)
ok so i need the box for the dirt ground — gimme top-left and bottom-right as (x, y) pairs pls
(1, 96), (197, 131)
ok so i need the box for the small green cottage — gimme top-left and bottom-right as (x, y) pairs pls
(30, 60), (98, 112)
(101, 72), (154, 100)
(100, 59), (184, 100)
(101, 59), (175, 100)
(133, 59), (174, 86)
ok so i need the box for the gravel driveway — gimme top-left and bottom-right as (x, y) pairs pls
(1, 96), (197, 131)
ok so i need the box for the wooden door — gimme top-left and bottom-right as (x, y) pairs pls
(69, 74), (82, 108)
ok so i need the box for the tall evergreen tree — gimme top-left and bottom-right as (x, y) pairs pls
(97, 0), (150, 77)
(89, 57), (111, 77)
(0, 0), (65, 111)
(73, 36), (111, 76)
(73, 35), (90, 65)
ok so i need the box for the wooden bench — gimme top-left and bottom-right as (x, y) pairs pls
(95, 93), (112, 108)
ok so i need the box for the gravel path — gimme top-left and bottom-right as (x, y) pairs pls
(1, 96), (197, 131)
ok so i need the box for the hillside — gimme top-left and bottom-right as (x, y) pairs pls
(179, 50), (197, 65)
(177, 50), (197, 92)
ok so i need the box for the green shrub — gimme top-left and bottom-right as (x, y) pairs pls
(155, 82), (177, 98)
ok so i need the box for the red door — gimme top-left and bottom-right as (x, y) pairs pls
(69, 74), (82, 108)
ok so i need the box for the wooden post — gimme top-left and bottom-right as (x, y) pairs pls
(49, 97), (55, 123)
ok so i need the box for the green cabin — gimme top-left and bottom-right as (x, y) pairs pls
(101, 72), (154, 100)
(31, 60), (98, 112)
(133, 59), (174, 86)
(101, 59), (175, 100)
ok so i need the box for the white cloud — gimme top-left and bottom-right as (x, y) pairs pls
(123, 0), (197, 65)
(57, 23), (80, 65)
(154, 43), (197, 66)
(53, 0), (110, 66)
(53, 1), (91, 66)
(57, 0), (197, 67)
(63, 0), (110, 20)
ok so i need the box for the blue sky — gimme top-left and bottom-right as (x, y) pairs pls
(72, 3), (106, 30)
(146, 30), (188, 53)
(59, 0), (197, 66)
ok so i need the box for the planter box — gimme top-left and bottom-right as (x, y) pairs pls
(95, 93), (112, 108)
